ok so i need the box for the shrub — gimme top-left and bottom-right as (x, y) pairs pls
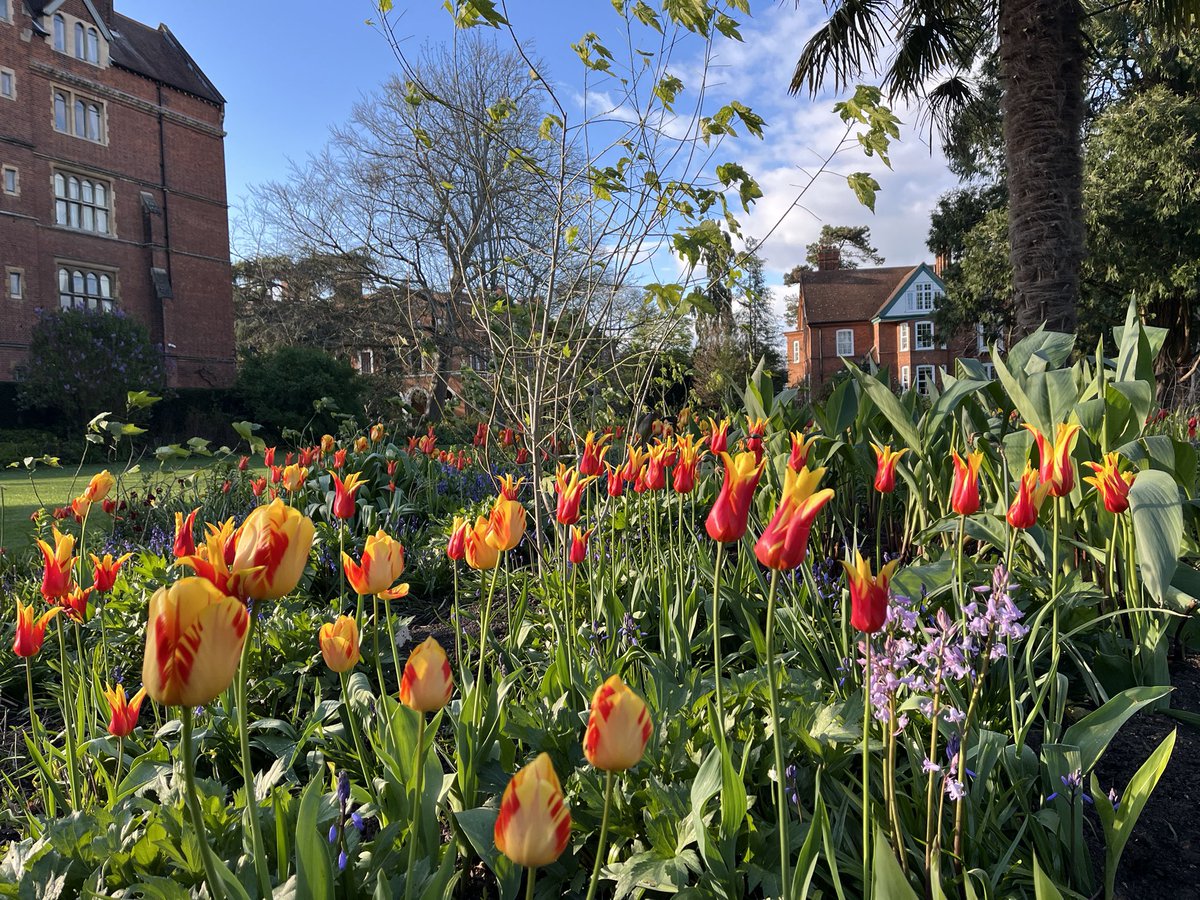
(233, 345), (364, 439)
(15, 309), (167, 428)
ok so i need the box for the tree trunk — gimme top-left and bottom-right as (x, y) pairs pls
(998, 0), (1085, 337)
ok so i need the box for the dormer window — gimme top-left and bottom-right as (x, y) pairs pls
(53, 14), (65, 52)
(86, 27), (99, 63)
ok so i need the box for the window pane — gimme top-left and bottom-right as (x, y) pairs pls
(55, 199), (67, 224)
(82, 206), (94, 231)
(53, 15), (64, 51)
(74, 23), (84, 58)
(87, 105), (100, 141)
(96, 209), (108, 233)
(94, 183), (106, 207)
(74, 100), (85, 136)
(72, 271), (84, 293)
(67, 176), (79, 199)
(68, 203), (79, 227)
(86, 273), (98, 296)
(81, 180), (93, 204)
(59, 268), (68, 290)
(87, 30), (98, 63)
(55, 93), (67, 131)
(99, 275), (111, 298)
(54, 173), (64, 197)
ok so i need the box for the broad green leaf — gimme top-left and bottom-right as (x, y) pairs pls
(1032, 853), (1064, 900)
(1061, 684), (1173, 773)
(1128, 470), (1183, 604)
(846, 361), (921, 454)
(295, 777), (333, 900)
(872, 822), (918, 898)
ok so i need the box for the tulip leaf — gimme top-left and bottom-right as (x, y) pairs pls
(295, 777), (334, 900)
(1128, 470), (1183, 605)
(1061, 684), (1173, 774)
(846, 361), (921, 455)
(1032, 853), (1064, 900)
(872, 822), (918, 898)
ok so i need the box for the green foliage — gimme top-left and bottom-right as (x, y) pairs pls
(15, 309), (166, 428)
(233, 346), (364, 440)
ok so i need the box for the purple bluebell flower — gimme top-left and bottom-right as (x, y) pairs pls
(328, 823), (338, 844)
(338, 849), (348, 871)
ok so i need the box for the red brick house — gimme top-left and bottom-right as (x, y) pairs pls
(0, 0), (235, 388)
(783, 249), (991, 395)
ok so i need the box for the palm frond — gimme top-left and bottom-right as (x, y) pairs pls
(788, 0), (897, 96)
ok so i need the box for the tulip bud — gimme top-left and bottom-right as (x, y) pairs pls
(399, 637), (453, 712)
(319, 615), (361, 673)
(494, 753), (571, 869)
(103, 684), (147, 737)
(583, 675), (652, 771)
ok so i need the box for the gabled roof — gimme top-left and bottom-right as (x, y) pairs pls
(797, 266), (916, 326)
(873, 263), (948, 321)
(24, 2), (224, 105)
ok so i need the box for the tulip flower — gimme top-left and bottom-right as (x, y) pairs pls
(250, 477), (267, 497)
(263, 446), (276, 468)
(501, 427), (516, 447)
(516, 446), (530, 465)
(90, 552), (132, 594)
(12, 600), (61, 657)
(319, 434), (334, 455)
(605, 463), (625, 497)
(319, 615), (362, 673)
(238, 455), (250, 471)
(464, 515), (501, 570)
(142, 577), (250, 707)
(418, 428), (437, 455)
(950, 450), (984, 516)
(102, 498), (118, 517)
(1024, 422), (1081, 498)
(370, 423), (385, 443)
(177, 523), (237, 595)
(706, 451), (766, 543)
(644, 442), (671, 491)
(871, 443), (908, 494)
(1007, 462), (1051, 529)
(57, 585), (91, 622)
(103, 684), (147, 738)
(36, 526), (75, 600)
(619, 446), (646, 485)
(555, 464), (596, 526)
(82, 469), (115, 503)
(486, 477), (527, 552)
(494, 753), (572, 869)
(788, 432), (819, 473)
(473, 422), (489, 448)
(1083, 452), (1136, 515)
(398, 636), (454, 712)
(746, 417), (768, 463)
(229, 498), (316, 601)
(270, 465), (283, 485)
(174, 507), (200, 558)
(753, 466), (835, 570)
(708, 417), (731, 455)
(354, 436), (369, 453)
(282, 464), (308, 492)
(672, 434), (707, 494)
(1189, 416), (1197, 440)
(342, 530), (409, 599)
(578, 431), (610, 477)
(447, 516), (469, 561)
(583, 675), (652, 771)
(333, 448), (347, 469)
(840, 551), (900, 634)
(568, 527), (592, 565)
(331, 472), (366, 520)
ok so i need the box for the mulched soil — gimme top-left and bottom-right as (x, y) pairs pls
(1090, 655), (1200, 899)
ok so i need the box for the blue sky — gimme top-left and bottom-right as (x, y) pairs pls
(117, 1), (958, 292)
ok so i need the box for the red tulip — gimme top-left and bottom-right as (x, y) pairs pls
(554, 464), (595, 526)
(104, 684), (146, 737)
(90, 552), (133, 593)
(840, 552), (899, 634)
(173, 507), (199, 558)
(13, 600), (61, 657)
(871, 443), (908, 494)
(1024, 422), (1081, 498)
(1083, 452), (1136, 515)
(706, 451), (765, 543)
(753, 467), (835, 570)
(331, 472), (366, 520)
(1007, 462), (1050, 529)
(568, 527), (592, 564)
(950, 450), (983, 516)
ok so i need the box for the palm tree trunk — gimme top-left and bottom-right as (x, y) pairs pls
(999, 0), (1085, 337)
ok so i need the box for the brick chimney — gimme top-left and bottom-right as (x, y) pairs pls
(816, 245), (841, 271)
(934, 251), (950, 277)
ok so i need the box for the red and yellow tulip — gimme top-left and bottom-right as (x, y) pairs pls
(91, 552), (133, 593)
(319, 615), (361, 673)
(950, 450), (984, 516)
(578, 430), (611, 477)
(342, 530), (408, 599)
(706, 451), (766, 543)
(707, 417), (731, 455)
(583, 675), (652, 771)
(753, 466), (835, 570)
(12, 600), (60, 658)
(788, 432), (819, 473)
(58, 585), (92, 623)
(555, 464), (596, 526)
(840, 552), (900, 634)
(486, 479), (527, 552)
(80, 469), (115, 505)
(103, 684), (147, 738)
(282, 464), (308, 493)
(398, 636), (453, 712)
(1083, 452), (1136, 514)
(568, 527), (592, 565)
(229, 498), (316, 601)
(1024, 422), (1081, 498)
(871, 443), (908, 494)
(464, 516), (500, 570)
(142, 577), (249, 707)
(331, 471), (366, 520)
(1007, 462), (1051, 529)
(447, 516), (469, 561)
(672, 434), (707, 494)
(173, 507), (200, 558)
(494, 753), (571, 869)
(37, 526), (76, 600)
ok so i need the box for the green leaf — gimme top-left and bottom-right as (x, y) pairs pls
(295, 777), (333, 900)
(126, 391), (162, 409)
(846, 361), (921, 455)
(1128, 470), (1183, 605)
(872, 822), (918, 898)
(847, 172), (881, 212)
(1061, 684), (1173, 773)
(1032, 853), (1064, 900)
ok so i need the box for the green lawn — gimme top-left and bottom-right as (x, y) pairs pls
(0, 459), (223, 550)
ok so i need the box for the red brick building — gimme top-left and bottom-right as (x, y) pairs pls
(783, 249), (991, 395)
(0, 0), (234, 388)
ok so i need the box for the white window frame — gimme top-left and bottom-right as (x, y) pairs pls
(53, 169), (112, 234)
(914, 281), (936, 312)
(900, 365), (910, 390)
(835, 328), (854, 357)
(915, 320), (935, 351)
(58, 263), (116, 312)
(357, 349), (375, 375)
(52, 86), (107, 144)
(6, 268), (22, 300)
(792, 339), (801, 363)
(0, 67), (14, 101)
(916, 365), (936, 397)
(982, 363), (995, 380)
(898, 322), (909, 352)
(2, 165), (17, 196)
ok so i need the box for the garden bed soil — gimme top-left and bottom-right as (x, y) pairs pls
(1090, 655), (1200, 899)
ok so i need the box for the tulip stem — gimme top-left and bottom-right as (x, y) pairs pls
(711, 541), (726, 738)
(473, 567), (500, 724)
(452, 563), (463, 681)
(181, 707), (227, 900)
(235, 610), (273, 898)
(765, 569), (791, 900)
(113, 736), (123, 810)
(585, 770), (615, 900)
(525, 866), (537, 900)
(55, 615), (81, 810)
(861, 636), (872, 896)
(1047, 498), (1062, 742)
(404, 715), (427, 900)
(25, 658), (37, 743)
(339, 671), (376, 803)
